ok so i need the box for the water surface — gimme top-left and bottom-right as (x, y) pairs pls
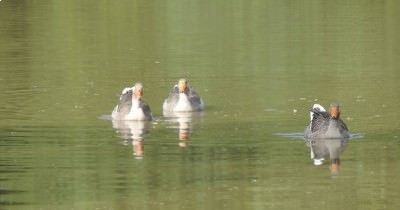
(0, 1), (399, 209)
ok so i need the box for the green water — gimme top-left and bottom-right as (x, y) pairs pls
(1, 1), (399, 209)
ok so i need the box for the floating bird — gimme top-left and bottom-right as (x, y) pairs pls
(162, 78), (204, 113)
(111, 82), (153, 121)
(304, 103), (349, 139)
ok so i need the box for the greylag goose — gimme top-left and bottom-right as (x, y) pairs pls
(111, 83), (153, 121)
(162, 78), (204, 113)
(304, 103), (349, 139)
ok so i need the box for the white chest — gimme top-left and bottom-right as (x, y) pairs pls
(125, 100), (145, 120)
(174, 93), (192, 112)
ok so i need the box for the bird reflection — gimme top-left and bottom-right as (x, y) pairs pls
(163, 111), (203, 147)
(112, 120), (152, 159)
(305, 138), (348, 175)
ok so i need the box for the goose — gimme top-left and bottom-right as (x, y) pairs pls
(304, 103), (349, 139)
(162, 78), (204, 113)
(111, 82), (152, 121)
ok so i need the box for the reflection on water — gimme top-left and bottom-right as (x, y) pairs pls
(305, 138), (348, 175)
(112, 120), (152, 159)
(1, 0), (400, 209)
(163, 112), (203, 148)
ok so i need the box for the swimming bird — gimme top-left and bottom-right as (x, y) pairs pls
(111, 83), (153, 121)
(304, 103), (349, 139)
(162, 78), (204, 113)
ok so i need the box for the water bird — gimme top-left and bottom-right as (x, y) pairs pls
(162, 78), (204, 113)
(111, 82), (153, 121)
(304, 103), (349, 139)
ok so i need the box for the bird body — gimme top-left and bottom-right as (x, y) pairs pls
(304, 103), (349, 139)
(112, 83), (153, 121)
(163, 79), (204, 113)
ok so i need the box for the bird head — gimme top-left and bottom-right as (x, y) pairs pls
(329, 103), (340, 119)
(132, 83), (144, 98)
(178, 78), (189, 93)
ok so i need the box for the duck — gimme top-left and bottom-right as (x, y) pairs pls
(162, 78), (204, 113)
(111, 82), (153, 121)
(304, 103), (349, 139)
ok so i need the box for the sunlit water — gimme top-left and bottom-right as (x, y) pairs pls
(1, 1), (400, 209)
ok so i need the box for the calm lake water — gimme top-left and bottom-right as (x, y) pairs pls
(1, 1), (399, 209)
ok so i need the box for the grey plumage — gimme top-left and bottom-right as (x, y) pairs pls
(115, 89), (133, 116)
(304, 105), (349, 139)
(163, 79), (204, 113)
(163, 85), (180, 111)
(112, 83), (153, 121)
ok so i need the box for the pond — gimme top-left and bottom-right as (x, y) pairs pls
(0, 1), (399, 209)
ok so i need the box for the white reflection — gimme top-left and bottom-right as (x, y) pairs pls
(305, 138), (348, 175)
(163, 111), (203, 148)
(112, 120), (152, 159)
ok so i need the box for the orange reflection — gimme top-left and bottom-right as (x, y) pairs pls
(112, 120), (152, 159)
(305, 138), (348, 175)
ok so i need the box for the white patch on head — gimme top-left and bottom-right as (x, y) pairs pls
(310, 104), (326, 121)
(313, 104), (326, 112)
(121, 87), (132, 96)
(134, 83), (143, 90)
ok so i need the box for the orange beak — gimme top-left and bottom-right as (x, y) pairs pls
(329, 105), (340, 119)
(178, 80), (187, 93)
(134, 88), (143, 97)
